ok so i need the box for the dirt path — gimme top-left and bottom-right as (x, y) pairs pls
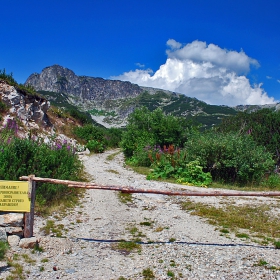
(2, 150), (280, 279)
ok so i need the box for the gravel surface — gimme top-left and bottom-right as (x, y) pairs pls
(1, 149), (280, 279)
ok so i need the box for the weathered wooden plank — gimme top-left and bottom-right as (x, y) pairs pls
(68, 184), (280, 197)
(23, 175), (36, 238)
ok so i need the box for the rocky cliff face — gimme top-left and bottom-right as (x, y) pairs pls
(25, 65), (143, 102)
(0, 80), (50, 127)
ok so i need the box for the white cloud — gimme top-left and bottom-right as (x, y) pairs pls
(112, 40), (276, 106)
(277, 80), (280, 83)
(135, 62), (145, 68)
(166, 39), (182, 50)
(266, 76), (272, 79)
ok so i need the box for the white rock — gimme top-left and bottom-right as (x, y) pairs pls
(8, 235), (20, 247)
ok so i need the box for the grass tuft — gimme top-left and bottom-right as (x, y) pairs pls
(113, 241), (141, 254)
(142, 267), (155, 279)
(0, 241), (9, 260)
(274, 240), (280, 249)
(106, 150), (121, 161)
(117, 192), (133, 204)
(40, 220), (65, 237)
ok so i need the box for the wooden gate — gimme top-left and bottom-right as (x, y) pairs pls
(19, 175), (280, 238)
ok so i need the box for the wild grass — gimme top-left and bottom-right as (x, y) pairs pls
(211, 179), (280, 192)
(0, 241), (9, 260)
(140, 221), (153, 227)
(275, 240), (280, 249)
(40, 220), (65, 237)
(126, 164), (151, 176)
(21, 254), (36, 264)
(106, 150), (121, 161)
(117, 192), (133, 204)
(180, 199), (280, 244)
(112, 241), (141, 254)
(6, 261), (24, 280)
(105, 169), (120, 174)
(167, 270), (175, 278)
(127, 225), (146, 240)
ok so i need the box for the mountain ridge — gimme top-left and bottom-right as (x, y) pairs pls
(25, 65), (280, 128)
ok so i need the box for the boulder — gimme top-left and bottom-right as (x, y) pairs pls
(0, 213), (24, 227)
(5, 226), (23, 237)
(8, 235), (20, 247)
(19, 237), (38, 249)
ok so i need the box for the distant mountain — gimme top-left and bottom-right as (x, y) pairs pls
(25, 65), (280, 128)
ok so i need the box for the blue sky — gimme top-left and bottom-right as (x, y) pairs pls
(1, 0), (280, 106)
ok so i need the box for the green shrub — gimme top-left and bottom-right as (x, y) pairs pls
(126, 134), (156, 167)
(73, 124), (103, 142)
(176, 160), (212, 186)
(103, 127), (123, 148)
(86, 140), (104, 153)
(121, 106), (195, 159)
(66, 108), (92, 124)
(261, 173), (280, 189)
(184, 132), (274, 185)
(218, 108), (280, 162)
(147, 146), (212, 186)
(73, 124), (122, 150)
(0, 100), (8, 113)
(0, 136), (83, 205)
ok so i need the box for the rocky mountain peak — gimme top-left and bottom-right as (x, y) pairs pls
(25, 65), (143, 102)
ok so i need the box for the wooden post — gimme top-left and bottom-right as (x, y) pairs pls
(23, 175), (36, 238)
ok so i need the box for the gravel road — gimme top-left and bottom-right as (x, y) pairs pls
(1, 149), (280, 279)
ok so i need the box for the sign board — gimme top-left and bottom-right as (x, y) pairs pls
(0, 180), (30, 212)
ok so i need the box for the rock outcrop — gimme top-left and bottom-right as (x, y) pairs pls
(0, 80), (51, 127)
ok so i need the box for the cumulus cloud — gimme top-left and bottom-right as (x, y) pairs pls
(112, 40), (276, 106)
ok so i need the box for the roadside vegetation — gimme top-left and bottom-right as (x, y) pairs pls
(0, 119), (84, 214)
(120, 106), (279, 189)
(73, 124), (123, 152)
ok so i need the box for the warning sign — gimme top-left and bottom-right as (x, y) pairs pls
(0, 181), (30, 212)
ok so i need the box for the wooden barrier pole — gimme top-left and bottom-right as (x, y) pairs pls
(23, 175), (36, 238)
(20, 176), (87, 186)
(68, 184), (280, 197)
(20, 175), (280, 197)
